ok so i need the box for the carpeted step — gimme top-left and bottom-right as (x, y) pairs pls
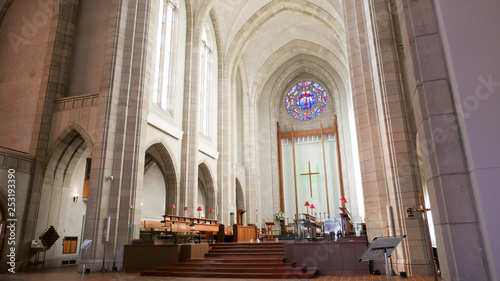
(141, 270), (318, 279)
(141, 242), (303, 278)
(168, 261), (296, 268)
(153, 266), (306, 273)
(187, 257), (285, 263)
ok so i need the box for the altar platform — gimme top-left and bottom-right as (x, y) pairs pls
(284, 240), (369, 275)
(124, 239), (369, 276)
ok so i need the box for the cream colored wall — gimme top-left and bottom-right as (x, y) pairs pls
(235, 69), (244, 164)
(142, 163), (166, 220)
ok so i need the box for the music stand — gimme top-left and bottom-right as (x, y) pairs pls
(80, 239), (93, 276)
(359, 235), (406, 281)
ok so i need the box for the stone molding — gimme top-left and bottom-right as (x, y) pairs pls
(0, 148), (33, 173)
(54, 94), (99, 111)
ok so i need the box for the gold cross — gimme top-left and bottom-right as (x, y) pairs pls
(300, 161), (320, 197)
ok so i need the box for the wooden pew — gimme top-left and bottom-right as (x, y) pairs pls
(142, 220), (170, 232)
(216, 225), (234, 242)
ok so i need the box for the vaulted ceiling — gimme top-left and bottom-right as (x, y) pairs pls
(206, 0), (348, 102)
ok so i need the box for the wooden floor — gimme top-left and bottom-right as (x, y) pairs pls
(316, 276), (439, 281)
(2, 242), (440, 280)
(0, 267), (441, 281)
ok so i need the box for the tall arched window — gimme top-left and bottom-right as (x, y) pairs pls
(199, 27), (212, 136)
(152, 0), (177, 111)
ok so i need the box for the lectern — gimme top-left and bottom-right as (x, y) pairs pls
(265, 222), (275, 240)
(80, 239), (92, 276)
(359, 235), (406, 281)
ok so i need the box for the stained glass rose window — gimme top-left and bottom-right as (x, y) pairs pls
(285, 81), (327, 120)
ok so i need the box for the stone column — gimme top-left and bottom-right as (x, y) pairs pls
(394, 0), (492, 279)
(343, 0), (430, 275)
(80, 0), (149, 271)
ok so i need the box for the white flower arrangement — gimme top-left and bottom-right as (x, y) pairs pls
(274, 211), (285, 221)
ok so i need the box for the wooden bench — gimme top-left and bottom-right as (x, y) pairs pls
(142, 220), (169, 232)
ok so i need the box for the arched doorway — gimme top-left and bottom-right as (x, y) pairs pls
(235, 179), (245, 225)
(142, 143), (177, 220)
(198, 163), (215, 219)
(35, 130), (91, 266)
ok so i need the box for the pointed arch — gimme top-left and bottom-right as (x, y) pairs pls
(144, 141), (178, 211)
(50, 122), (94, 156)
(235, 178), (245, 211)
(198, 162), (216, 216)
(34, 128), (91, 257)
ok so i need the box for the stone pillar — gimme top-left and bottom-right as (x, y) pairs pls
(179, 10), (201, 218)
(243, 97), (262, 226)
(80, 0), (149, 271)
(393, 0), (492, 279)
(343, 0), (431, 275)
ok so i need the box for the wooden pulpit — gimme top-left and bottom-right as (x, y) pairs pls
(237, 210), (246, 225)
(265, 222), (275, 240)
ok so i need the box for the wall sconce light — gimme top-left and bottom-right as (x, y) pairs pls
(73, 193), (80, 203)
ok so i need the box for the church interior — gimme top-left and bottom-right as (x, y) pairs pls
(0, 0), (499, 280)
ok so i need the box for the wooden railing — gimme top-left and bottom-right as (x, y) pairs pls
(162, 214), (218, 225)
(140, 219), (265, 244)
